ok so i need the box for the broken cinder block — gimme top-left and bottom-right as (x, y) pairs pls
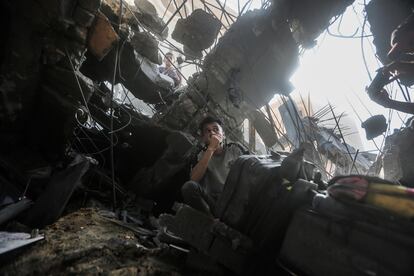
(87, 11), (119, 61)
(172, 9), (221, 58)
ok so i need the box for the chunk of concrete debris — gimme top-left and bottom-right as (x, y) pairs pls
(135, 0), (157, 18)
(88, 11), (119, 61)
(172, 9), (221, 59)
(122, 52), (174, 103)
(286, 0), (354, 48)
(81, 43), (172, 103)
(203, 9), (298, 108)
(361, 114), (387, 140)
(134, 0), (168, 39)
(159, 204), (253, 274)
(130, 32), (162, 65)
(19, 155), (90, 228)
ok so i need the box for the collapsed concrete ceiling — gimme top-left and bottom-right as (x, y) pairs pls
(0, 0), (358, 220)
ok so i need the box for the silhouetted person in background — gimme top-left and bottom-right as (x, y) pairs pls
(159, 52), (182, 88)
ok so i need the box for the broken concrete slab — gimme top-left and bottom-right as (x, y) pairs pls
(81, 42), (173, 104)
(88, 11), (119, 61)
(20, 155), (90, 228)
(204, 9), (298, 108)
(283, 0), (355, 48)
(130, 31), (162, 65)
(134, 0), (168, 39)
(172, 9), (221, 58)
(123, 51), (174, 102)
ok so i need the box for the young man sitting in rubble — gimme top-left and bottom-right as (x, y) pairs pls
(181, 117), (246, 217)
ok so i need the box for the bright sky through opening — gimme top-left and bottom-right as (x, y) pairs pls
(287, 0), (412, 152)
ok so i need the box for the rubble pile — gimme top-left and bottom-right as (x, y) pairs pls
(1, 208), (185, 275)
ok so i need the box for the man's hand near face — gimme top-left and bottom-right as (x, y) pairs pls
(191, 121), (225, 182)
(207, 133), (223, 152)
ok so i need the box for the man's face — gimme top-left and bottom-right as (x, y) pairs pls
(201, 122), (224, 145)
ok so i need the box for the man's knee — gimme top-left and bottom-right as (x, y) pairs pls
(181, 180), (201, 198)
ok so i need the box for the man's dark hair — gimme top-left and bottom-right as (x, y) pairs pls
(199, 116), (223, 133)
(165, 52), (174, 58)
